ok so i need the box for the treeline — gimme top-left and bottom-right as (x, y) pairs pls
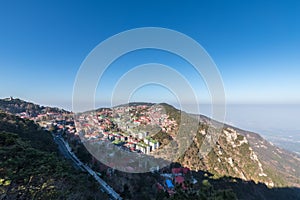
(0, 112), (56, 152)
(0, 98), (69, 117)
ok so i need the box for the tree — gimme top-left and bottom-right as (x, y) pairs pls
(121, 184), (132, 199)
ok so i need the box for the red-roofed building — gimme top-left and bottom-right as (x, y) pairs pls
(172, 168), (182, 174)
(182, 167), (190, 174)
(103, 132), (109, 135)
(175, 176), (186, 189)
(127, 142), (135, 148)
(120, 136), (126, 141)
(130, 147), (135, 151)
(133, 120), (141, 125)
(175, 176), (184, 184)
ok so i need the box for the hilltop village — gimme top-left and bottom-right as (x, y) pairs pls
(75, 104), (177, 154)
(6, 99), (203, 197)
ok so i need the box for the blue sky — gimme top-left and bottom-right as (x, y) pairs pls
(1, 0), (300, 110)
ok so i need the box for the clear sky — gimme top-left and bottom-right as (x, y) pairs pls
(1, 0), (300, 110)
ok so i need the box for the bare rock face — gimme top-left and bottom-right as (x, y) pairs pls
(155, 105), (300, 188)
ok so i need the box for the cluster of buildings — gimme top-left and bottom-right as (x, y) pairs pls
(37, 118), (76, 137)
(79, 122), (160, 154)
(158, 166), (194, 195)
(112, 104), (178, 134)
(103, 131), (160, 154)
(17, 111), (66, 121)
(75, 104), (178, 155)
(10, 100), (202, 197)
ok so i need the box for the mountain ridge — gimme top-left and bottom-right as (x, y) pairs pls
(0, 98), (300, 199)
(156, 104), (300, 187)
(0, 97), (70, 117)
(1, 98), (300, 192)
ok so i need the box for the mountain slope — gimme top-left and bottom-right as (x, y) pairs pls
(238, 128), (300, 187)
(0, 111), (56, 152)
(76, 102), (300, 189)
(1, 98), (299, 199)
(75, 102), (300, 199)
(158, 104), (300, 188)
(0, 97), (69, 117)
(0, 112), (108, 199)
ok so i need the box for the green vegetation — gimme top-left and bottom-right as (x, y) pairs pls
(153, 130), (172, 145)
(1, 100), (300, 200)
(0, 112), (108, 199)
(137, 141), (148, 148)
(0, 112), (56, 152)
(159, 103), (181, 124)
(157, 179), (237, 200)
(112, 140), (123, 145)
(148, 137), (158, 144)
(0, 98), (69, 117)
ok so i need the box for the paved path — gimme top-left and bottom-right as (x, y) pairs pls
(54, 135), (122, 200)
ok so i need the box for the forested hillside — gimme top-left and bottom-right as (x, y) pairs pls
(0, 112), (108, 199)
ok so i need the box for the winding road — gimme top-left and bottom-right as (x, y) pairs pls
(54, 135), (122, 200)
